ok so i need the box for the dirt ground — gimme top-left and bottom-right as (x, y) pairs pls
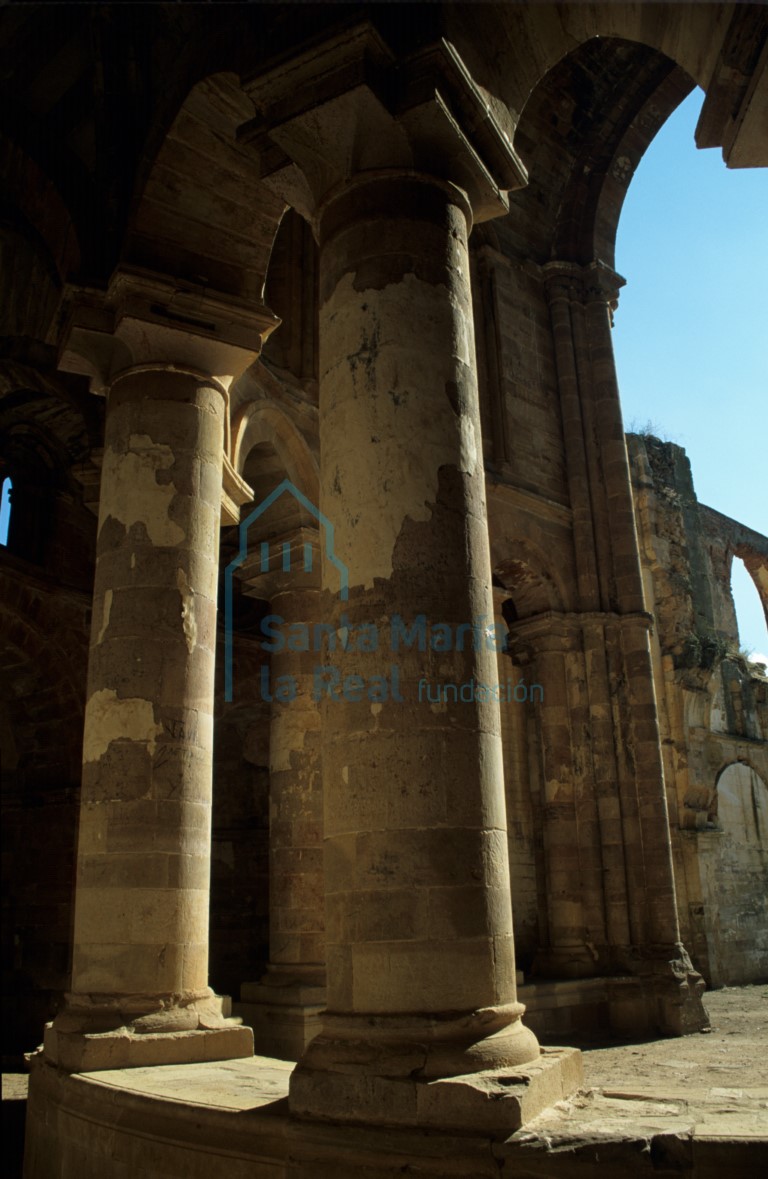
(579, 983), (768, 1092)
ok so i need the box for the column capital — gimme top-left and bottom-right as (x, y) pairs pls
(239, 23), (527, 226)
(542, 260), (626, 315)
(57, 265), (280, 396)
(506, 613), (573, 665)
(506, 609), (654, 662)
(57, 267), (274, 525)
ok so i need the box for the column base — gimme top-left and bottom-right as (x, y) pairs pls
(608, 944), (710, 1036)
(40, 989), (254, 1070)
(39, 1022), (254, 1072)
(236, 976), (326, 1061)
(287, 1002), (559, 1130)
(290, 1046), (583, 1135)
(296, 1003), (540, 1079)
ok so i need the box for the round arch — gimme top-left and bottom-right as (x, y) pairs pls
(445, 4), (760, 157)
(506, 36), (697, 269)
(710, 762), (768, 847)
(492, 538), (568, 621)
(124, 70), (285, 306)
(231, 399), (319, 510)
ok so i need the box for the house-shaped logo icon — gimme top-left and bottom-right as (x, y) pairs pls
(224, 479), (349, 702)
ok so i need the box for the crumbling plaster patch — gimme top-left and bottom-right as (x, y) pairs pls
(98, 436), (186, 548)
(82, 688), (163, 763)
(320, 270), (479, 590)
(270, 705), (319, 774)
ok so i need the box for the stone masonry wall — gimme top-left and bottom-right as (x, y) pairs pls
(628, 432), (768, 987)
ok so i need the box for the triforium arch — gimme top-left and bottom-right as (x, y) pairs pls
(1, 4), (765, 1176)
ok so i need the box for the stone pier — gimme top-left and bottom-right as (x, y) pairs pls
(542, 261), (708, 1033)
(237, 529), (326, 1059)
(39, 269), (276, 1070)
(243, 30), (582, 1135)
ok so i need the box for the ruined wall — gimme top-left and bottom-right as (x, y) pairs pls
(629, 432), (768, 987)
(0, 565), (89, 1055)
(0, 372), (97, 1054)
(697, 762), (768, 986)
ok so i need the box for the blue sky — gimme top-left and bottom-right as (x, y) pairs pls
(612, 88), (767, 663)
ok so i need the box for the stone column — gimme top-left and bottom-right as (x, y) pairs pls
(313, 165), (530, 1044)
(43, 269), (275, 1070)
(243, 29), (582, 1130)
(237, 531), (326, 1059)
(291, 167), (579, 1130)
(583, 279), (694, 964)
(543, 259), (707, 1033)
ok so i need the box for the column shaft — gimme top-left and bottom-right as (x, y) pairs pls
(584, 297), (681, 949)
(300, 173), (538, 1083)
(74, 370), (222, 1003)
(238, 579), (326, 1058)
(267, 585), (325, 980)
(47, 367), (253, 1067)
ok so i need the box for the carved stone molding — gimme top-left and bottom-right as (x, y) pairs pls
(239, 23), (527, 225)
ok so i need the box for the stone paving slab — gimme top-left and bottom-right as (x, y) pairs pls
(510, 1085), (768, 1147)
(85, 1055), (293, 1112)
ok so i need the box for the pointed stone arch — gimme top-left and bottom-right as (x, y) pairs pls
(492, 538), (567, 622)
(231, 398), (318, 510)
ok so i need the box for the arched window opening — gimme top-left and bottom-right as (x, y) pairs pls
(731, 555), (768, 667)
(0, 476), (11, 546)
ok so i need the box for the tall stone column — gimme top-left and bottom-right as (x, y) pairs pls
(43, 268), (276, 1069)
(243, 27), (582, 1131)
(583, 277), (690, 954)
(543, 259), (707, 1033)
(310, 169), (533, 1065)
(237, 531), (326, 1059)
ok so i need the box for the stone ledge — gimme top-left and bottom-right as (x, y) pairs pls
(23, 1056), (767, 1179)
(40, 1021), (253, 1072)
(239, 983), (326, 1008)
